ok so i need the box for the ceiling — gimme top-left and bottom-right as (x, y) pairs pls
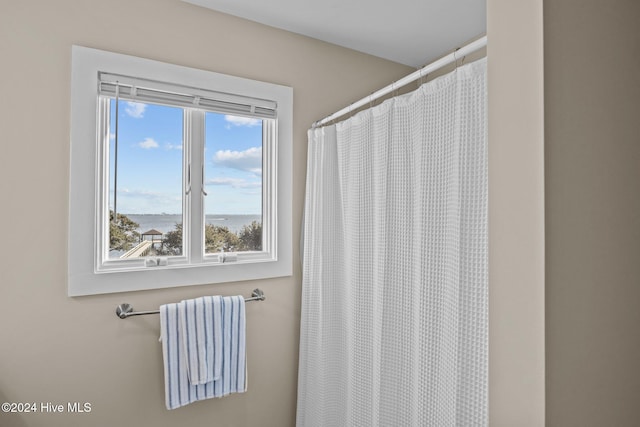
(182, 0), (486, 68)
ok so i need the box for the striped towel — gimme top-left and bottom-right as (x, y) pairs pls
(160, 295), (247, 410)
(179, 296), (223, 384)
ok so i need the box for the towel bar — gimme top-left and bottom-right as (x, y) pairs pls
(115, 288), (266, 319)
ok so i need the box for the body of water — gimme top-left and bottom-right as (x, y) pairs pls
(125, 214), (261, 235)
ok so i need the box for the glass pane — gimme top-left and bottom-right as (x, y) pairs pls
(108, 99), (184, 259)
(204, 112), (263, 254)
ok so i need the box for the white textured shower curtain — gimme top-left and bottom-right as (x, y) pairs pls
(297, 58), (487, 427)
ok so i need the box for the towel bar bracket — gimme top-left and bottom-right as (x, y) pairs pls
(115, 288), (266, 319)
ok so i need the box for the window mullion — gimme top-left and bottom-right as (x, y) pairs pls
(187, 109), (205, 264)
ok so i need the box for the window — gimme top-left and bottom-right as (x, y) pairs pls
(69, 46), (292, 296)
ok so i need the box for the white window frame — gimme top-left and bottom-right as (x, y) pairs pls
(68, 46), (292, 296)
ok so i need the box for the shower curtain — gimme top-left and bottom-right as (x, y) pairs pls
(297, 58), (487, 427)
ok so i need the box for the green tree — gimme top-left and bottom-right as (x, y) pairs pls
(205, 224), (240, 253)
(162, 223), (183, 255)
(238, 221), (262, 251)
(162, 223), (243, 254)
(109, 211), (140, 252)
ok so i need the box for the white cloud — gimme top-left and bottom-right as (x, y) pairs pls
(117, 188), (181, 204)
(206, 177), (261, 189)
(114, 188), (182, 214)
(138, 138), (159, 149)
(224, 115), (261, 127)
(213, 146), (262, 175)
(164, 143), (182, 151)
(119, 188), (162, 199)
(125, 102), (147, 118)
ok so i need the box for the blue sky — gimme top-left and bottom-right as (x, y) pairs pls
(109, 100), (262, 215)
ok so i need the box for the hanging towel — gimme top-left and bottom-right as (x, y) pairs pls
(160, 296), (247, 410)
(215, 296), (247, 397)
(179, 296), (223, 384)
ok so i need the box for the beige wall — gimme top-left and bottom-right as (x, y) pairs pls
(487, 0), (546, 425)
(0, 1), (412, 426)
(544, 1), (640, 426)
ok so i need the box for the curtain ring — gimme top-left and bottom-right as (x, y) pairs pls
(419, 68), (429, 86)
(454, 47), (461, 71)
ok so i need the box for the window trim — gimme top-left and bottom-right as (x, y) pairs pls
(68, 46), (292, 296)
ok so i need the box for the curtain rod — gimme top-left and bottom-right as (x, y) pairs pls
(312, 35), (487, 128)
